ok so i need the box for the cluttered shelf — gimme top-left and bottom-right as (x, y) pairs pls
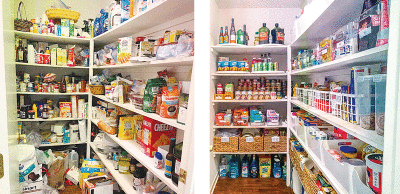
(90, 143), (137, 194)
(92, 56), (194, 69)
(17, 118), (87, 122)
(93, 0), (194, 45)
(92, 95), (185, 131)
(212, 99), (287, 103)
(291, 99), (384, 151)
(39, 141), (86, 147)
(17, 92), (89, 95)
(15, 62), (90, 69)
(14, 31), (90, 44)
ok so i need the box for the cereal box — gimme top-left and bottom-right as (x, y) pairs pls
(133, 115), (144, 143)
(59, 102), (72, 118)
(117, 37), (132, 64)
(141, 116), (176, 157)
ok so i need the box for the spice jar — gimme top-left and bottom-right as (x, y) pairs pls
(154, 152), (163, 169)
(28, 110), (35, 119)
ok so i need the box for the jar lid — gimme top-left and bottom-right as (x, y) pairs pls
(340, 146), (357, 154)
(155, 152), (163, 160)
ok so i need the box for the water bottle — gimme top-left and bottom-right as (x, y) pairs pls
(69, 150), (79, 169)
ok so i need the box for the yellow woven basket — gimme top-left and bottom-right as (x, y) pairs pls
(45, 9), (80, 22)
(89, 85), (105, 95)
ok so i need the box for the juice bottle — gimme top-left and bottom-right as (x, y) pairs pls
(254, 32), (259, 45)
(224, 26), (229, 44)
(219, 27), (224, 44)
(251, 58), (257, 72)
(259, 23), (270, 44)
(237, 28), (244, 45)
(230, 18), (236, 44)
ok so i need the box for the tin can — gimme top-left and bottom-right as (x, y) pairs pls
(54, 83), (59, 93)
(247, 90), (253, 100)
(49, 83), (54, 93)
(38, 83), (42, 92)
(72, 83), (76, 93)
(42, 83), (49, 93)
(36, 53), (43, 64)
(263, 61), (268, 71)
(66, 84), (72, 93)
(274, 62), (279, 71)
(235, 91), (241, 100)
(27, 82), (34, 92)
(20, 82), (27, 92)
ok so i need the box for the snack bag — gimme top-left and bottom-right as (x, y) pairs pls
(133, 115), (144, 143)
(259, 155), (271, 178)
(160, 86), (180, 118)
(118, 116), (135, 140)
(143, 78), (167, 113)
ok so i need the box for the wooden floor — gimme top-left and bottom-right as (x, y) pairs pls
(213, 177), (294, 194)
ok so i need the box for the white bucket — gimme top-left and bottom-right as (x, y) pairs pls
(366, 153), (383, 194)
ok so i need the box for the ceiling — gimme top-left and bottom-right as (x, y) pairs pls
(215, 0), (304, 9)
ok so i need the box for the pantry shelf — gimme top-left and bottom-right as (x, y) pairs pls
(291, 99), (384, 151)
(291, 44), (388, 75)
(15, 62), (90, 69)
(90, 143), (137, 194)
(93, 0), (194, 45)
(92, 95), (185, 130)
(212, 72), (287, 77)
(289, 127), (348, 194)
(213, 151), (287, 156)
(14, 31), (90, 44)
(39, 141), (86, 147)
(93, 56), (194, 69)
(213, 124), (287, 129)
(17, 118), (87, 122)
(102, 133), (179, 193)
(212, 99), (287, 103)
(211, 44), (288, 55)
(291, 0), (364, 49)
(17, 92), (89, 95)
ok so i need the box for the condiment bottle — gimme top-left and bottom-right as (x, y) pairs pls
(230, 18), (236, 44)
(223, 26), (229, 44)
(165, 138), (176, 178)
(219, 27), (224, 44)
(42, 104), (49, 119)
(133, 163), (146, 190)
(259, 23), (270, 44)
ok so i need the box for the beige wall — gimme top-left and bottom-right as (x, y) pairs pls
(14, 0), (114, 27)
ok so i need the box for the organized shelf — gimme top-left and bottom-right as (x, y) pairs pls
(93, 56), (194, 69)
(212, 72), (287, 77)
(211, 45), (288, 55)
(213, 124), (287, 129)
(212, 99), (287, 103)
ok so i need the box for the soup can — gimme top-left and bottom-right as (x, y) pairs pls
(366, 153), (383, 194)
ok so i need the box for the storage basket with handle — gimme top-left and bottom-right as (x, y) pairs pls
(89, 85), (105, 95)
(14, 1), (32, 32)
(45, 9), (80, 23)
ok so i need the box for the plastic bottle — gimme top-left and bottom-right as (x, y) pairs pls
(241, 155), (249, 178)
(219, 156), (228, 178)
(237, 28), (244, 45)
(68, 150), (79, 169)
(229, 155), (240, 178)
(250, 154), (258, 178)
(273, 163), (282, 178)
(254, 32), (259, 45)
(223, 26), (229, 44)
(259, 23), (270, 44)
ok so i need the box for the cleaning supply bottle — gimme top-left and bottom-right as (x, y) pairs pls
(273, 162), (282, 178)
(229, 155), (240, 178)
(250, 154), (258, 178)
(282, 161), (287, 181)
(219, 156), (228, 178)
(241, 155), (249, 178)
(32, 103), (37, 119)
(68, 150), (79, 169)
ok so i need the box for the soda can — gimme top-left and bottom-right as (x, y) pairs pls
(49, 83), (54, 93)
(42, 83), (49, 93)
(54, 84), (59, 93)
(274, 62), (279, 71)
(263, 61), (268, 71)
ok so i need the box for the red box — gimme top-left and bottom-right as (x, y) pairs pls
(141, 116), (176, 157)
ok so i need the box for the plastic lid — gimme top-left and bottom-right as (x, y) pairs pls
(275, 23), (279, 27)
(155, 152), (163, 160)
(340, 146), (357, 154)
(122, 150), (127, 156)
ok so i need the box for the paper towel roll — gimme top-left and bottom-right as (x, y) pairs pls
(78, 120), (86, 142)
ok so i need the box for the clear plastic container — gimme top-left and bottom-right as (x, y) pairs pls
(356, 75), (375, 130)
(374, 74), (386, 136)
(68, 150), (79, 169)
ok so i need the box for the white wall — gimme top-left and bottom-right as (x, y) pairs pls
(14, 0), (113, 27)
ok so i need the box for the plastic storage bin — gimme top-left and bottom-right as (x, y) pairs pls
(374, 74), (386, 136)
(356, 75), (376, 130)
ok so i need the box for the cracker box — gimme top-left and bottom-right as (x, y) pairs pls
(59, 102), (72, 118)
(141, 116), (176, 157)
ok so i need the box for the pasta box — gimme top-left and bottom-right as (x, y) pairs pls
(141, 116), (176, 157)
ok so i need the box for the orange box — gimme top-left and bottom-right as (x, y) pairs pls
(59, 102), (72, 118)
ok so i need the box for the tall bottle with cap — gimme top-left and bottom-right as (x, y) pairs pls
(165, 138), (176, 178)
(230, 18), (236, 44)
(259, 23), (270, 45)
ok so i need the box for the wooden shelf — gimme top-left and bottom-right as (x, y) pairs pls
(15, 62), (89, 69)
(90, 143), (137, 194)
(17, 92), (89, 95)
(211, 44), (288, 55)
(291, 100), (384, 151)
(92, 95), (185, 130)
(93, 56), (193, 69)
(291, 45), (388, 75)
(93, 0), (194, 45)
(39, 141), (86, 147)
(14, 31), (90, 44)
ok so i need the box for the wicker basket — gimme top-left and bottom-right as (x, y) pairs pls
(89, 85), (105, 95)
(213, 136), (239, 152)
(239, 134), (263, 152)
(14, 2), (32, 32)
(264, 135), (287, 152)
(45, 9), (80, 22)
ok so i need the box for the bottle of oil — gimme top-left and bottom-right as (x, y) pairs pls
(165, 138), (176, 178)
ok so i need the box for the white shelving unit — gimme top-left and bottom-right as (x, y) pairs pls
(39, 141), (87, 147)
(15, 62), (90, 69)
(17, 118), (87, 122)
(16, 92), (89, 95)
(14, 31), (91, 44)
(93, 56), (194, 69)
(212, 99), (287, 103)
(211, 44), (288, 55)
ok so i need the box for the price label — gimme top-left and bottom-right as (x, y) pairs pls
(272, 136), (280, 142)
(246, 137), (254, 142)
(221, 137), (229, 143)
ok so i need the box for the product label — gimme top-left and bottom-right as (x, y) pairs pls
(230, 35), (236, 43)
(246, 137), (254, 142)
(277, 32), (284, 41)
(219, 36), (224, 44)
(259, 32), (268, 41)
(221, 137), (229, 142)
(175, 159), (181, 175)
(224, 36), (229, 43)
(165, 159), (172, 176)
(119, 165), (129, 173)
(272, 136), (280, 142)
(18, 51), (23, 61)
(242, 165), (248, 177)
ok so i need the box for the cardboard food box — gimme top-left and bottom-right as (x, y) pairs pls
(117, 37), (133, 64)
(83, 175), (113, 194)
(233, 108), (249, 126)
(141, 116), (176, 157)
(79, 159), (105, 189)
(59, 102), (72, 118)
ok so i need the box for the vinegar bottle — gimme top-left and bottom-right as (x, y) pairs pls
(230, 18), (236, 44)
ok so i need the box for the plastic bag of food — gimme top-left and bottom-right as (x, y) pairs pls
(67, 46), (75, 67)
(175, 34), (194, 57)
(26, 129), (43, 148)
(44, 73), (57, 83)
(118, 116), (135, 140)
(98, 120), (117, 135)
(156, 44), (177, 60)
(160, 86), (180, 118)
